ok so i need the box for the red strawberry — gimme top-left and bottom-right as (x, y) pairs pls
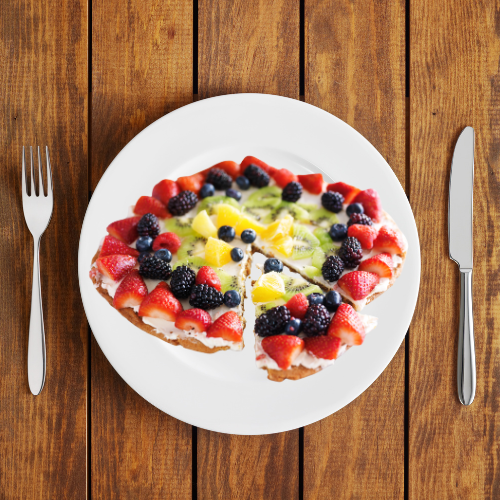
(240, 156), (278, 177)
(358, 253), (393, 278)
(195, 266), (222, 291)
(210, 161), (241, 179)
(206, 311), (243, 342)
(326, 182), (361, 204)
(96, 255), (137, 282)
(177, 173), (205, 195)
(138, 282), (183, 321)
(261, 335), (304, 370)
(347, 224), (378, 250)
(304, 335), (343, 360)
(373, 226), (405, 254)
(297, 173), (324, 194)
(175, 308), (212, 332)
(107, 216), (141, 244)
(152, 232), (182, 254)
(273, 168), (298, 188)
(353, 189), (383, 222)
(113, 270), (148, 309)
(152, 179), (180, 205)
(99, 235), (140, 258)
(338, 271), (380, 300)
(134, 196), (169, 219)
(327, 303), (366, 346)
(285, 293), (309, 320)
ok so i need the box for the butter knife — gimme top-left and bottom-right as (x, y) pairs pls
(448, 126), (475, 406)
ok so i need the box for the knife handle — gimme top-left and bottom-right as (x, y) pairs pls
(457, 269), (476, 405)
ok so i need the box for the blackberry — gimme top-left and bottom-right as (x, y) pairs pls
(282, 181), (302, 202)
(206, 168), (232, 190)
(139, 255), (172, 280)
(321, 191), (344, 213)
(347, 213), (372, 227)
(302, 305), (330, 337)
(322, 255), (345, 282)
(338, 237), (363, 268)
(137, 213), (160, 237)
(189, 284), (224, 310)
(170, 266), (196, 299)
(254, 305), (291, 337)
(243, 164), (270, 188)
(168, 190), (198, 216)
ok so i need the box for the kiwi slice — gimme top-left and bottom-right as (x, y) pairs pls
(290, 224), (320, 260)
(297, 202), (317, 212)
(242, 205), (273, 221)
(177, 235), (207, 259)
(304, 266), (322, 279)
(313, 227), (340, 253)
(173, 256), (208, 271)
(197, 196), (239, 215)
(281, 274), (323, 301)
(164, 217), (196, 237)
(308, 208), (339, 229)
(247, 186), (282, 204)
(255, 301), (278, 317)
(214, 269), (241, 294)
(263, 202), (310, 224)
(311, 245), (338, 270)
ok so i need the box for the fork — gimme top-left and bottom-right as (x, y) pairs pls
(22, 146), (53, 395)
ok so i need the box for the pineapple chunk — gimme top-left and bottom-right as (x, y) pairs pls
(204, 237), (233, 267)
(261, 214), (293, 241)
(216, 204), (241, 228)
(252, 272), (285, 302)
(273, 236), (294, 257)
(234, 215), (266, 236)
(192, 210), (217, 238)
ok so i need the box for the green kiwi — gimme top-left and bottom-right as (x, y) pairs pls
(173, 257), (208, 271)
(246, 186), (282, 204)
(297, 202), (317, 212)
(281, 274), (323, 301)
(255, 301), (278, 317)
(177, 235), (207, 259)
(163, 217), (196, 237)
(311, 245), (338, 269)
(308, 208), (339, 228)
(263, 202), (310, 224)
(214, 269), (241, 294)
(290, 224), (320, 260)
(304, 266), (322, 279)
(241, 205), (273, 221)
(313, 227), (340, 253)
(197, 196), (239, 215)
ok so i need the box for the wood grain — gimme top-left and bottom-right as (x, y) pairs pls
(91, 0), (194, 498)
(0, 0), (88, 498)
(197, 1), (300, 498)
(304, 0), (406, 498)
(410, 1), (500, 498)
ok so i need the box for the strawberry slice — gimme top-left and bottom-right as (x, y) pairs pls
(210, 161), (241, 179)
(134, 196), (169, 219)
(347, 224), (378, 250)
(175, 308), (212, 332)
(373, 226), (405, 254)
(353, 189), (383, 222)
(107, 216), (141, 244)
(195, 266), (222, 291)
(99, 235), (140, 258)
(304, 335), (343, 360)
(337, 271), (380, 300)
(152, 179), (180, 206)
(358, 253), (393, 278)
(96, 255), (137, 282)
(113, 270), (148, 309)
(297, 173), (324, 194)
(327, 303), (366, 346)
(152, 232), (182, 254)
(177, 173), (205, 195)
(261, 335), (304, 370)
(206, 311), (243, 342)
(273, 168), (299, 188)
(138, 282), (183, 321)
(240, 156), (278, 177)
(326, 182), (361, 204)
(285, 293), (309, 320)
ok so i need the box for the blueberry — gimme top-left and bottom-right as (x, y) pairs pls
(138, 252), (151, 263)
(200, 183), (215, 199)
(218, 225), (236, 242)
(307, 293), (324, 306)
(155, 248), (172, 262)
(236, 175), (250, 190)
(136, 236), (153, 252)
(263, 258), (283, 273)
(226, 188), (242, 201)
(230, 247), (244, 262)
(346, 203), (364, 217)
(241, 229), (257, 244)
(224, 290), (241, 308)
(285, 318), (302, 336)
(329, 223), (348, 241)
(323, 290), (342, 312)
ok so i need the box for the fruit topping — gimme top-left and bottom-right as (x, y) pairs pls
(236, 175), (250, 190)
(177, 173), (205, 195)
(192, 210), (217, 238)
(134, 196), (169, 219)
(255, 305), (291, 337)
(321, 191), (344, 213)
(152, 179), (180, 205)
(138, 282), (183, 321)
(285, 318), (302, 335)
(373, 226), (405, 254)
(170, 265), (196, 299)
(261, 335), (304, 370)
(305, 266), (322, 279)
(263, 258), (284, 273)
(338, 237), (363, 269)
(175, 308), (212, 332)
(226, 188), (242, 201)
(196, 266), (222, 291)
(164, 217), (196, 237)
(210, 160), (241, 179)
(152, 232), (182, 254)
(216, 204), (241, 228)
(304, 335), (343, 360)
(231, 247), (244, 262)
(96, 255), (137, 282)
(281, 181), (302, 203)
(240, 156), (278, 177)
(200, 183), (215, 199)
(327, 303), (365, 345)
(358, 253), (394, 278)
(252, 272), (285, 302)
(189, 284), (224, 310)
(139, 254), (172, 280)
(302, 304), (330, 337)
(346, 203), (364, 217)
(329, 223), (348, 241)
(137, 213), (160, 238)
(322, 255), (345, 282)
(112, 270), (148, 309)
(353, 189), (382, 222)
(241, 229), (257, 244)
(273, 236), (294, 257)
(289, 224), (320, 260)
(323, 290), (342, 312)
(285, 293), (309, 319)
(297, 173), (323, 194)
(347, 213), (373, 227)
(307, 293), (324, 306)
(326, 182), (361, 204)
(234, 216), (266, 236)
(347, 224), (377, 250)
(338, 271), (380, 300)
(205, 237), (233, 267)
(136, 236), (154, 252)
(154, 248), (172, 262)
(206, 311), (243, 341)
(106, 216), (141, 244)
(224, 289), (241, 308)
(261, 214), (293, 241)
(281, 275), (323, 301)
(274, 169), (299, 188)
(138, 252), (150, 263)
(243, 164), (270, 187)
(168, 190), (198, 216)
(99, 235), (140, 258)
(206, 168), (232, 190)
(218, 225), (236, 242)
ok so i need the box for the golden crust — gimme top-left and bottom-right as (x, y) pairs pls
(265, 365), (321, 382)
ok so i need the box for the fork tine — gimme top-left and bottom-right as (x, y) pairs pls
(37, 146), (44, 196)
(30, 146), (36, 196)
(22, 146), (27, 196)
(45, 146), (52, 197)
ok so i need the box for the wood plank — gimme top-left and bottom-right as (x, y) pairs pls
(410, 1), (500, 498)
(304, 0), (406, 498)
(197, 1), (300, 498)
(0, 0), (88, 498)
(91, 0), (194, 497)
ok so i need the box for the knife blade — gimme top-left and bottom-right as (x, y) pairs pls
(448, 126), (475, 406)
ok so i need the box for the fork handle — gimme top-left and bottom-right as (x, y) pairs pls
(28, 237), (46, 395)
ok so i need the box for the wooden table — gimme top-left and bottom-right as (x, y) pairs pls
(1, 0), (499, 498)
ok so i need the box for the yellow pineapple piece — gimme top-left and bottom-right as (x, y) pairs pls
(204, 237), (233, 267)
(216, 204), (242, 228)
(252, 272), (285, 302)
(261, 214), (294, 241)
(234, 215), (266, 236)
(192, 210), (217, 238)
(273, 235), (294, 257)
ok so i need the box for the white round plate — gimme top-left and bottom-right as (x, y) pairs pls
(79, 94), (420, 435)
